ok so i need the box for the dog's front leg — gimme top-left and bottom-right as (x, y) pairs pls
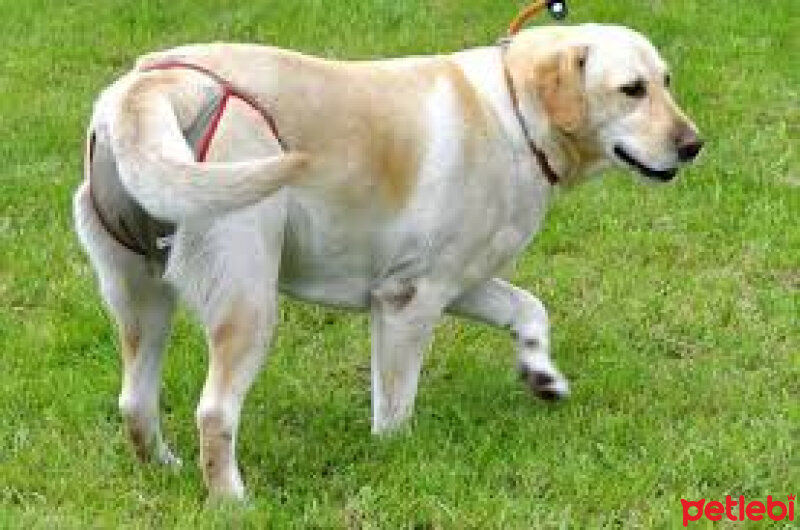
(369, 280), (442, 434)
(449, 278), (569, 399)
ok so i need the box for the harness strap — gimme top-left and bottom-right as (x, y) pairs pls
(195, 87), (229, 162)
(139, 60), (288, 155)
(87, 61), (287, 263)
(87, 131), (176, 261)
(87, 132), (153, 257)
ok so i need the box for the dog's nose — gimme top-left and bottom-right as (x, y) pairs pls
(678, 138), (704, 162)
(675, 126), (704, 162)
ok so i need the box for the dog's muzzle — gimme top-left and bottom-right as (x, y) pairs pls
(613, 145), (678, 182)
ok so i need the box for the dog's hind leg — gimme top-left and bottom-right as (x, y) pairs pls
(448, 278), (569, 400)
(74, 180), (180, 465)
(115, 276), (179, 465)
(98, 262), (179, 466)
(173, 209), (285, 500)
(195, 291), (276, 500)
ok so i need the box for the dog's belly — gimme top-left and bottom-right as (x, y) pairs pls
(276, 196), (377, 310)
(278, 276), (372, 310)
(277, 231), (373, 309)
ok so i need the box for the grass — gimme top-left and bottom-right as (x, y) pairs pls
(0, 0), (797, 527)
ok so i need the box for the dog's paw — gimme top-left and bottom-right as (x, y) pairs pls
(518, 363), (570, 401)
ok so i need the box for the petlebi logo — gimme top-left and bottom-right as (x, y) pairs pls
(681, 495), (796, 526)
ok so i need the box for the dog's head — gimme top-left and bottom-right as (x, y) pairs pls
(508, 24), (703, 182)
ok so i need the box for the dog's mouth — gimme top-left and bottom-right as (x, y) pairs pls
(613, 145), (677, 182)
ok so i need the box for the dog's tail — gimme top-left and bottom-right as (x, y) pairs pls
(102, 76), (308, 223)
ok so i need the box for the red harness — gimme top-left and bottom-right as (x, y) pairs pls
(140, 60), (288, 160)
(88, 62), (287, 263)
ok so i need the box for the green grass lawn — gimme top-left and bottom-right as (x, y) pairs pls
(0, 0), (797, 527)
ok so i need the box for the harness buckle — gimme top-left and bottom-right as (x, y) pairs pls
(155, 235), (174, 250)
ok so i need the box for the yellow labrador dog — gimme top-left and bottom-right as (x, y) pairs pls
(73, 23), (702, 498)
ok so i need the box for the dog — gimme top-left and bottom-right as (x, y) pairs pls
(73, 23), (702, 498)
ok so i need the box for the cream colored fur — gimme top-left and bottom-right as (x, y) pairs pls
(74, 24), (701, 499)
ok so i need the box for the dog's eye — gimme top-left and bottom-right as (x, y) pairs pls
(620, 80), (647, 98)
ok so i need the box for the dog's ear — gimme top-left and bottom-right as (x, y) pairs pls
(530, 45), (588, 133)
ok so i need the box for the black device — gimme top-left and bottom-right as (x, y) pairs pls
(547, 0), (568, 20)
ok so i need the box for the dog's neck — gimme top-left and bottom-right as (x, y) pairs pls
(497, 50), (583, 186)
(451, 45), (595, 187)
(542, 128), (603, 186)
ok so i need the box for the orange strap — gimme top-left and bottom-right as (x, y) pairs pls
(507, 0), (549, 36)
